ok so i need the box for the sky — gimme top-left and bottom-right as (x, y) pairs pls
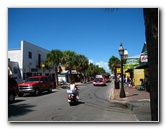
(8, 8), (146, 73)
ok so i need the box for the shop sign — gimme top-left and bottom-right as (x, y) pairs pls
(141, 55), (148, 62)
(126, 58), (139, 64)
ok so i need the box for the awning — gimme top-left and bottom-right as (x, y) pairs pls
(135, 62), (148, 69)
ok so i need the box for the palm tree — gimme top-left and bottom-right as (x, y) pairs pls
(62, 50), (77, 82)
(46, 49), (63, 88)
(74, 54), (89, 82)
(108, 55), (120, 74)
(85, 63), (106, 78)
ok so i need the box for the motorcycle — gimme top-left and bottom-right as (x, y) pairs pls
(67, 89), (78, 106)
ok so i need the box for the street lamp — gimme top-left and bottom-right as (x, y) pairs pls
(118, 43), (126, 98)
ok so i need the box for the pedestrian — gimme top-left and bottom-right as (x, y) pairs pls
(143, 75), (150, 92)
(127, 76), (131, 87)
(124, 76), (127, 86)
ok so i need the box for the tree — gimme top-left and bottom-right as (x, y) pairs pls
(85, 63), (106, 78)
(46, 49), (63, 88)
(108, 55), (120, 74)
(74, 54), (89, 82)
(144, 8), (158, 121)
(62, 50), (77, 82)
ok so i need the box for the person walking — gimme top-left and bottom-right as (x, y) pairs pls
(143, 75), (150, 92)
(127, 76), (131, 87)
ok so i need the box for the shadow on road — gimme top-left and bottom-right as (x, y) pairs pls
(19, 90), (57, 97)
(8, 103), (35, 118)
(69, 101), (85, 106)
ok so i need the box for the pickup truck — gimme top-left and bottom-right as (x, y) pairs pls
(8, 77), (19, 103)
(18, 76), (54, 96)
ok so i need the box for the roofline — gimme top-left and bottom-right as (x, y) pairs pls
(8, 48), (21, 51)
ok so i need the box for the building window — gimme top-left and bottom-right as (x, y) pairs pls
(28, 51), (32, 59)
(38, 54), (41, 68)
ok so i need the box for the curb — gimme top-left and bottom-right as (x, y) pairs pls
(110, 99), (134, 111)
(109, 80), (134, 111)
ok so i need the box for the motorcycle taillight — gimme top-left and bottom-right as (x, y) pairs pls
(68, 95), (73, 99)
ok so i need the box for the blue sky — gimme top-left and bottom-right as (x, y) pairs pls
(8, 8), (146, 73)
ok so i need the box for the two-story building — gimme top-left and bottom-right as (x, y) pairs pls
(8, 40), (72, 84)
(8, 40), (51, 81)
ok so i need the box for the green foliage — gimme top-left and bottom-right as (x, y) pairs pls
(46, 49), (63, 67)
(46, 49), (63, 87)
(85, 63), (106, 77)
(45, 49), (108, 82)
(108, 56), (120, 73)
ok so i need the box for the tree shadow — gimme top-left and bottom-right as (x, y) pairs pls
(8, 103), (35, 118)
(9, 99), (25, 104)
(21, 90), (57, 97)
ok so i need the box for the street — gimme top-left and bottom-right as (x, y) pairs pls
(8, 81), (138, 122)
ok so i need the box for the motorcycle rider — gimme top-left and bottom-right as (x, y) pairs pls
(69, 80), (79, 99)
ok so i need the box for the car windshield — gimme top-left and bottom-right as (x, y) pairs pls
(95, 78), (103, 81)
(25, 78), (39, 82)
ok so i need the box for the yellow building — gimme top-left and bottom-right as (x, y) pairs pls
(124, 43), (148, 86)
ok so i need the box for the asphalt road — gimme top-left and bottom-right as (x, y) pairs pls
(8, 82), (138, 122)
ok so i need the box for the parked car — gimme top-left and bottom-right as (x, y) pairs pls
(48, 76), (56, 88)
(18, 76), (53, 96)
(8, 77), (19, 103)
(93, 77), (106, 86)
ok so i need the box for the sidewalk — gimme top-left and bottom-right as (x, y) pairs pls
(111, 81), (151, 121)
(113, 85), (150, 102)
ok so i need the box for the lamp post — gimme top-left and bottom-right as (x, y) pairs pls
(118, 43), (126, 98)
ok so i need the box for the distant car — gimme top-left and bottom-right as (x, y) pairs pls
(8, 77), (19, 103)
(18, 76), (53, 96)
(93, 78), (106, 86)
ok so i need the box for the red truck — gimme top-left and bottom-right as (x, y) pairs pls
(8, 77), (19, 103)
(18, 76), (54, 96)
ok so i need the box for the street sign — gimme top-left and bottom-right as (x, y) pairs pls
(116, 68), (121, 73)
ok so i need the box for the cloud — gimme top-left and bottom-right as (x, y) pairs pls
(95, 61), (110, 73)
(88, 59), (94, 64)
(89, 59), (110, 73)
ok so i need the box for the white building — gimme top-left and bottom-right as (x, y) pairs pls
(8, 40), (51, 80)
